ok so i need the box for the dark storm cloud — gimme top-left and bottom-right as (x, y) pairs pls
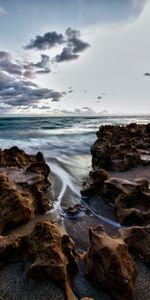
(24, 54), (51, 75)
(0, 71), (64, 107)
(66, 27), (90, 53)
(0, 58), (22, 75)
(32, 104), (50, 110)
(0, 52), (23, 76)
(36, 68), (51, 74)
(55, 27), (90, 62)
(25, 31), (64, 50)
(40, 105), (51, 110)
(82, 106), (91, 110)
(68, 89), (74, 93)
(0, 51), (11, 60)
(33, 54), (51, 74)
(55, 47), (79, 62)
(0, 51), (51, 78)
(34, 54), (50, 68)
(144, 72), (150, 76)
(25, 27), (90, 63)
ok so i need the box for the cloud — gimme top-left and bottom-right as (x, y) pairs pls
(0, 51), (11, 60)
(23, 67), (35, 79)
(132, 0), (148, 10)
(34, 54), (50, 68)
(0, 51), (51, 78)
(25, 31), (64, 50)
(0, 57), (23, 76)
(82, 106), (91, 110)
(0, 71), (64, 107)
(24, 54), (51, 76)
(0, 51), (29, 77)
(55, 47), (79, 62)
(55, 27), (89, 62)
(36, 68), (51, 74)
(33, 54), (51, 74)
(0, 6), (8, 15)
(25, 27), (90, 63)
(68, 89), (74, 93)
(97, 96), (102, 99)
(144, 72), (150, 76)
(32, 104), (51, 110)
(66, 27), (90, 53)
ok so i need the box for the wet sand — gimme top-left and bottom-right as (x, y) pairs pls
(110, 165), (150, 182)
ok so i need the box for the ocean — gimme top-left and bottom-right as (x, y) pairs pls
(1, 115), (150, 212)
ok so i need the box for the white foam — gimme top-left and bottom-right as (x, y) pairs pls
(46, 161), (80, 214)
(82, 198), (122, 228)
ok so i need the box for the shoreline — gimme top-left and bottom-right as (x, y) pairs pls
(1, 122), (150, 299)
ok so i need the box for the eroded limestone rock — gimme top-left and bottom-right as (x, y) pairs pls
(0, 147), (53, 233)
(91, 123), (150, 171)
(0, 172), (35, 233)
(0, 146), (45, 168)
(0, 221), (79, 300)
(119, 225), (150, 266)
(84, 225), (138, 300)
(116, 191), (150, 225)
(103, 177), (149, 204)
(81, 169), (110, 197)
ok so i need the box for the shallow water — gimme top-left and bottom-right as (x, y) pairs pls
(1, 115), (150, 224)
(1, 116), (150, 300)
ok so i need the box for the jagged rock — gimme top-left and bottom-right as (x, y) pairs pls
(0, 234), (27, 268)
(0, 147), (53, 233)
(0, 172), (35, 233)
(0, 146), (45, 168)
(115, 191), (150, 225)
(0, 221), (79, 300)
(81, 169), (110, 196)
(26, 162), (50, 178)
(27, 221), (79, 300)
(103, 177), (149, 204)
(91, 142), (112, 170)
(119, 225), (150, 266)
(91, 123), (150, 171)
(84, 225), (138, 300)
(65, 204), (86, 216)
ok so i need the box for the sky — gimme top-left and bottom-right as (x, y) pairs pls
(0, 0), (150, 116)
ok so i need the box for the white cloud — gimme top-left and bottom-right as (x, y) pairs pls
(132, 0), (149, 10)
(0, 6), (8, 15)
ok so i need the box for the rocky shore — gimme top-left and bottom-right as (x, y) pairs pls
(0, 123), (150, 300)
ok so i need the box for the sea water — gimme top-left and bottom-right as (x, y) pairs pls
(0, 115), (150, 212)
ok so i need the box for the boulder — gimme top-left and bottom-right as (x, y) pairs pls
(65, 204), (86, 216)
(27, 221), (79, 300)
(115, 191), (150, 225)
(0, 221), (79, 300)
(119, 225), (150, 266)
(81, 169), (110, 197)
(0, 148), (53, 233)
(0, 170), (52, 233)
(0, 172), (35, 233)
(91, 123), (150, 171)
(103, 177), (149, 204)
(0, 146), (45, 168)
(84, 225), (138, 300)
(0, 234), (26, 268)
(26, 162), (50, 178)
